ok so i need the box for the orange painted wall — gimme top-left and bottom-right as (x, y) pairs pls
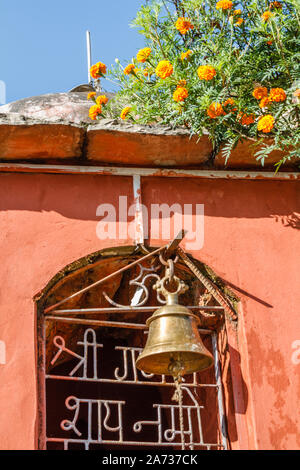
(0, 172), (299, 450)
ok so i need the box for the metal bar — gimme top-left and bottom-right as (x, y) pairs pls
(44, 244), (166, 313)
(37, 314), (47, 450)
(164, 230), (187, 259)
(86, 31), (92, 84)
(45, 374), (218, 387)
(45, 316), (147, 330)
(212, 332), (228, 450)
(44, 315), (213, 335)
(46, 437), (223, 448)
(133, 174), (144, 245)
(0, 162), (298, 180)
(49, 305), (225, 315)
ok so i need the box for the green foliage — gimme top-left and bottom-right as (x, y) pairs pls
(100, 0), (300, 166)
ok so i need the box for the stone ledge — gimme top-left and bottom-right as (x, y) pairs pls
(0, 114), (85, 160)
(0, 113), (297, 169)
(215, 138), (296, 169)
(86, 119), (211, 166)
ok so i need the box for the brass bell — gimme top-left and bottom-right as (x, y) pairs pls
(136, 273), (214, 376)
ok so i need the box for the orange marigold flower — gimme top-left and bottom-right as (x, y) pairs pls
(223, 98), (237, 112)
(257, 114), (275, 133)
(262, 11), (274, 21)
(175, 17), (194, 35)
(181, 49), (193, 61)
(124, 64), (136, 75)
(267, 40), (273, 45)
(253, 87), (268, 100)
(235, 18), (244, 26)
(197, 65), (217, 81)
(177, 79), (187, 87)
(207, 102), (225, 119)
(216, 0), (233, 10)
(238, 113), (255, 126)
(96, 95), (109, 105)
(120, 106), (131, 120)
(270, 1), (282, 9)
(259, 97), (271, 108)
(136, 47), (152, 63)
(233, 9), (242, 15)
(155, 60), (174, 79)
(90, 62), (107, 79)
(173, 86), (188, 102)
(143, 69), (149, 77)
(269, 87), (286, 102)
(87, 92), (96, 100)
(293, 89), (300, 98)
(89, 104), (102, 120)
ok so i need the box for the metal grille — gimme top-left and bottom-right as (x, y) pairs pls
(41, 316), (228, 450)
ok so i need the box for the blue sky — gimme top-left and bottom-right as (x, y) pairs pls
(0, 0), (145, 103)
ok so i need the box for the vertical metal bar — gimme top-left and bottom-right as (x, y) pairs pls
(86, 31), (92, 84)
(37, 309), (47, 449)
(212, 332), (228, 450)
(133, 175), (144, 245)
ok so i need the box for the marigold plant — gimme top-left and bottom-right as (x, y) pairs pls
(155, 60), (174, 79)
(89, 104), (102, 120)
(96, 95), (109, 105)
(175, 17), (194, 34)
(123, 64), (136, 75)
(120, 106), (132, 120)
(90, 0), (300, 168)
(173, 86), (189, 102)
(136, 47), (152, 63)
(90, 61), (106, 79)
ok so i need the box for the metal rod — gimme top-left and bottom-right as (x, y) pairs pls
(164, 230), (187, 259)
(45, 316), (147, 330)
(0, 163), (297, 181)
(45, 374), (218, 387)
(133, 175), (144, 245)
(86, 31), (92, 84)
(45, 315), (214, 335)
(212, 332), (228, 450)
(49, 305), (225, 315)
(44, 244), (166, 314)
(46, 437), (223, 448)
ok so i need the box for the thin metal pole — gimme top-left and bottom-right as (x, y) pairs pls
(212, 332), (228, 450)
(133, 175), (144, 246)
(49, 305), (225, 315)
(86, 31), (92, 84)
(45, 315), (213, 335)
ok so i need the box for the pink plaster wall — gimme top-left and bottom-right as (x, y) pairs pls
(0, 173), (299, 450)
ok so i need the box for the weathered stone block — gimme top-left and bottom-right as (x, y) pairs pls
(86, 120), (212, 167)
(0, 114), (84, 160)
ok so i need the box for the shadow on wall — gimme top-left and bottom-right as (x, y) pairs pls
(271, 212), (300, 230)
(225, 344), (249, 447)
